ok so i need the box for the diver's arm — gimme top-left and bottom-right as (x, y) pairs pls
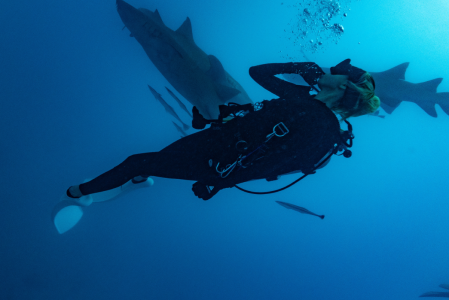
(192, 103), (254, 129)
(249, 62), (324, 98)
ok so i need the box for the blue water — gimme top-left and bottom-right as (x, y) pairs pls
(1, 0), (449, 299)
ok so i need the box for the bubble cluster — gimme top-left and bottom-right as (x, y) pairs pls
(281, 0), (356, 57)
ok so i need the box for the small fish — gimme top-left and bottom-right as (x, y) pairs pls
(166, 87), (193, 118)
(147, 85), (190, 131)
(275, 201), (324, 219)
(172, 121), (187, 137)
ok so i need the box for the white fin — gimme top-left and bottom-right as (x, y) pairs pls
(52, 200), (85, 234)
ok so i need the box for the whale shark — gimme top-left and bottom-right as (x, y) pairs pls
(284, 64), (449, 118)
(116, 0), (252, 119)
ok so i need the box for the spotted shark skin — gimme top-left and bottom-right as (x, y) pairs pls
(116, 0), (252, 120)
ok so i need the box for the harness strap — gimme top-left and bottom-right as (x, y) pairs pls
(234, 149), (334, 195)
(234, 120), (354, 195)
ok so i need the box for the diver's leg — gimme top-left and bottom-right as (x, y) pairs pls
(67, 151), (211, 197)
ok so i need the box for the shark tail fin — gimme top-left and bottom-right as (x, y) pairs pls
(436, 92), (449, 116)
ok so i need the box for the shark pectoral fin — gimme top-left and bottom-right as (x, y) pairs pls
(380, 103), (397, 114)
(415, 101), (437, 117)
(213, 82), (241, 103)
(379, 96), (401, 114)
(440, 284), (449, 290)
(207, 55), (227, 83)
(176, 17), (194, 42)
(417, 78), (443, 92)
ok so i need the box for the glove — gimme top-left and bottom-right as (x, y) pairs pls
(192, 106), (209, 129)
(297, 63), (325, 87)
(192, 182), (219, 200)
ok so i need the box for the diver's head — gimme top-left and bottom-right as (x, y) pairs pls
(316, 73), (349, 108)
(317, 59), (380, 120)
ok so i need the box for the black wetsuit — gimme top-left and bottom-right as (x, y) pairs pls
(79, 62), (342, 199)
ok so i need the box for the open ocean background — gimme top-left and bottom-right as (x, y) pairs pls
(1, 0), (449, 299)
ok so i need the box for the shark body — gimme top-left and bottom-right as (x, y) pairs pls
(117, 0), (252, 119)
(284, 64), (449, 118)
(118, 0), (448, 119)
(369, 63), (449, 117)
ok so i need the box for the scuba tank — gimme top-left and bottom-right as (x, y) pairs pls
(191, 96), (353, 193)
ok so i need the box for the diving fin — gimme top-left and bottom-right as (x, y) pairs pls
(51, 199), (90, 234)
(52, 177), (154, 234)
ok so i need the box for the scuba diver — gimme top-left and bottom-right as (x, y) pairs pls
(63, 59), (380, 202)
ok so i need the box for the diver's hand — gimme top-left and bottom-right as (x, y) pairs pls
(192, 106), (209, 129)
(297, 63), (325, 86)
(192, 182), (219, 200)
